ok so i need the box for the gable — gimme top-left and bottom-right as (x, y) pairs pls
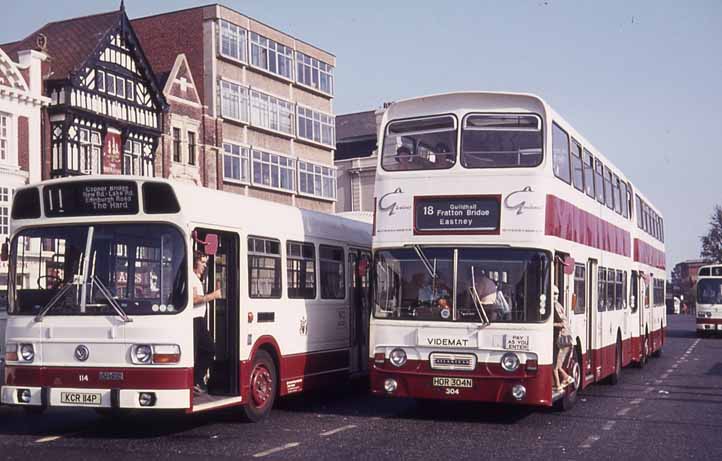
(71, 17), (166, 114)
(0, 47), (29, 92)
(163, 54), (201, 106)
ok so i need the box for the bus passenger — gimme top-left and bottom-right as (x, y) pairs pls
(191, 252), (221, 395)
(395, 146), (414, 169)
(553, 285), (574, 391)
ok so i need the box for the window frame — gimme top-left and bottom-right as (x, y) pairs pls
(250, 32), (294, 81)
(1, 113), (11, 162)
(612, 174), (622, 215)
(551, 122), (571, 184)
(298, 160), (336, 201)
(582, 149), (595, 199)
(594, 159), (605, 204)
(251, 148), (296, 193)
(319, 244), (345, 300)
(219, 79), (250, 124)
(598, 266), (606, 312)
(606, 268), (616, 311)
(248, 236), (282, 299)
(570, 138), (584, 192)
(286, 240), (316, 299)
(172, 127), (182, 163)
(573, 263), (586, 314)
(219, 19), (248, 63)
(222, 141), (250, 184)
(295, 51), (334, 96)
(249, 88), (295, 136)
(187, 131), (196, 166)
(297, 105), (335, 148)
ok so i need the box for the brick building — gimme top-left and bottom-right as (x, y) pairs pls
(0, 5), (167, 179)
(133, 4), (338, 212)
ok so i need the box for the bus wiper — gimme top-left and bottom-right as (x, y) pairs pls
(34, 283), (75, 323)
(90, 275), (132, 323)
(413, 245), (438, 280)
(469, 266), (491, 327)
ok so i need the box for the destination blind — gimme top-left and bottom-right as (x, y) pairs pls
(44, 181), (139, 217)
(414, 195), (500, 233)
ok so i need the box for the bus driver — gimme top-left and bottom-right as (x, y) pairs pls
(192, 252), (222, 395)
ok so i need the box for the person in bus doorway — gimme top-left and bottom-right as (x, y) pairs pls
(553, 285), (574, 391)
(192, 252), (221, 395)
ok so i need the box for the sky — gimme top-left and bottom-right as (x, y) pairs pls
(2, 0), (721, 271)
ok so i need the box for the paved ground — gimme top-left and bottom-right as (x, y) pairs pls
(0, 315), (720, 460)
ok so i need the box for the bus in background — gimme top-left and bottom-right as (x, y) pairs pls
(370, 92), (665, 410)
(1, 177), (371, 421)
(696, 264), (722, 336)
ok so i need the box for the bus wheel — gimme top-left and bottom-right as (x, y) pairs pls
(241, 350), (277, 422)
(636, 334), (649, 368)
(608, 339), (621, 385)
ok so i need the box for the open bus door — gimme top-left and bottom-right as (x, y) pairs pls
(194, 229), (240, 400)
(348, 249), (371, 375)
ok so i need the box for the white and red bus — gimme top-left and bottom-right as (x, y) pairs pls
(696, 264), (722, 335)
(370, 92), (665, 409)
(1, 176), (371, 420)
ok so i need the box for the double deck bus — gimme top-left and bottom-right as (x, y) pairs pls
(370, 92), (665, 409)
(1, 176), (371, 421)
(696, 264), (722, 336)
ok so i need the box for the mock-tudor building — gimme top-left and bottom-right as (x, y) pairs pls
(0, 4), (167, 179)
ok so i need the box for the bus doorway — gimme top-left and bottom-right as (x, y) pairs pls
(587, 259), (598, 382)
(348, 249), (371, 375)
(194, 229), (240, 398)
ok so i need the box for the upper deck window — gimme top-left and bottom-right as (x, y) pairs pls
(551, 123), (571, 183)
(582, 149), (595, 199)
(571, 139), (584, 192)
(382, 115), (456, 171)
(461, 114), (542, 169)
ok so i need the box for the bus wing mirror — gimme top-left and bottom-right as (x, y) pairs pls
(204, 234), (219, 256)
(1, 239), (8, 262)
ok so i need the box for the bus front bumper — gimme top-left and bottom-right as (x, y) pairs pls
(696, 318), (722, 331)
(1, 385), (190, 409)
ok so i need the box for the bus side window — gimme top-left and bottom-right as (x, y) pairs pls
(630, 271), (638, 312)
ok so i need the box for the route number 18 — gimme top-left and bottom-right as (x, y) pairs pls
(423, 206), (434, 216)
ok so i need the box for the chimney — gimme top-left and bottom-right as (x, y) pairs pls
(17, 49), (49, 99)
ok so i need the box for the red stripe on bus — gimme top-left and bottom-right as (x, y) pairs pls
(633, 239), (666, 270)
(545, 195), (631, 257)
(696, 318), (722, 325)
(4, 366), (193, 389)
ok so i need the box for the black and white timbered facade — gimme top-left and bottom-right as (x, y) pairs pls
(3, 5), (167, 178)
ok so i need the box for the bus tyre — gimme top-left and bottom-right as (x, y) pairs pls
(608, 339), (621, 385)
(652, 330), (663, 358)
(637, 334), (649, 368)
(241, 350), (277, 422)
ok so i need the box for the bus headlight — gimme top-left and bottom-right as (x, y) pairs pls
(20, 344), (35, 362)
(131, 344), (181, 365)
(389, 348), (407, 368)
(501, 352), (520, 372)
(133, 345), (153, 364)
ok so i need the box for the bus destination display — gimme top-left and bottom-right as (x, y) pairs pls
(44, 181), (139, 217)
(414, 195), (500, 234)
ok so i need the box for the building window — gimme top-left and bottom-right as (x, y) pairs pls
(188, 131), (196, 165)
(552, 122), (571, 184)
(0, 187), (11, 237)
(0, 113), (9, 161)
(298, 160), (336, 200)
(172, 128), (181, 162)
(297, 106), (335, 147)
(320, 245), (345, 299)
(251, 149), (295, 192)
(249, 90), (294, 135)
(79, 128), (101, 174)
(106, 73), (116, 95)
(219, 20), (247, 62)
(223, 142), (250, 183)
(126, 79), (134, 101)
(287, 241), (315, 299)
(116, 76), (126, 98)
(250, 32), (293, 80)
(248, 236), (281, 298)
(296, 51), (334, 95)
(220, 80), (249, 123)
(97, 70), (105, 92)
(124, 139), (141, 175)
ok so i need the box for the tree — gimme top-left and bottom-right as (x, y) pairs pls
(700, 205), (722, 262)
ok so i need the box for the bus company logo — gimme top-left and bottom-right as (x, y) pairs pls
(379, 187), (411, 216)
(504, 186), (542, 215)
(430, 354), (476, 371)
(74, 345), (90, 362)
(99, 371), (124, 381)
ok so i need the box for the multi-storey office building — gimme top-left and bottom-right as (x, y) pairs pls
(133, 4), (338, 212)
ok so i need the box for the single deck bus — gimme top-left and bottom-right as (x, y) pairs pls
(370, 92), (665, 410)
(1, 176), (371, 420)
(696, 264), (722, 336)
